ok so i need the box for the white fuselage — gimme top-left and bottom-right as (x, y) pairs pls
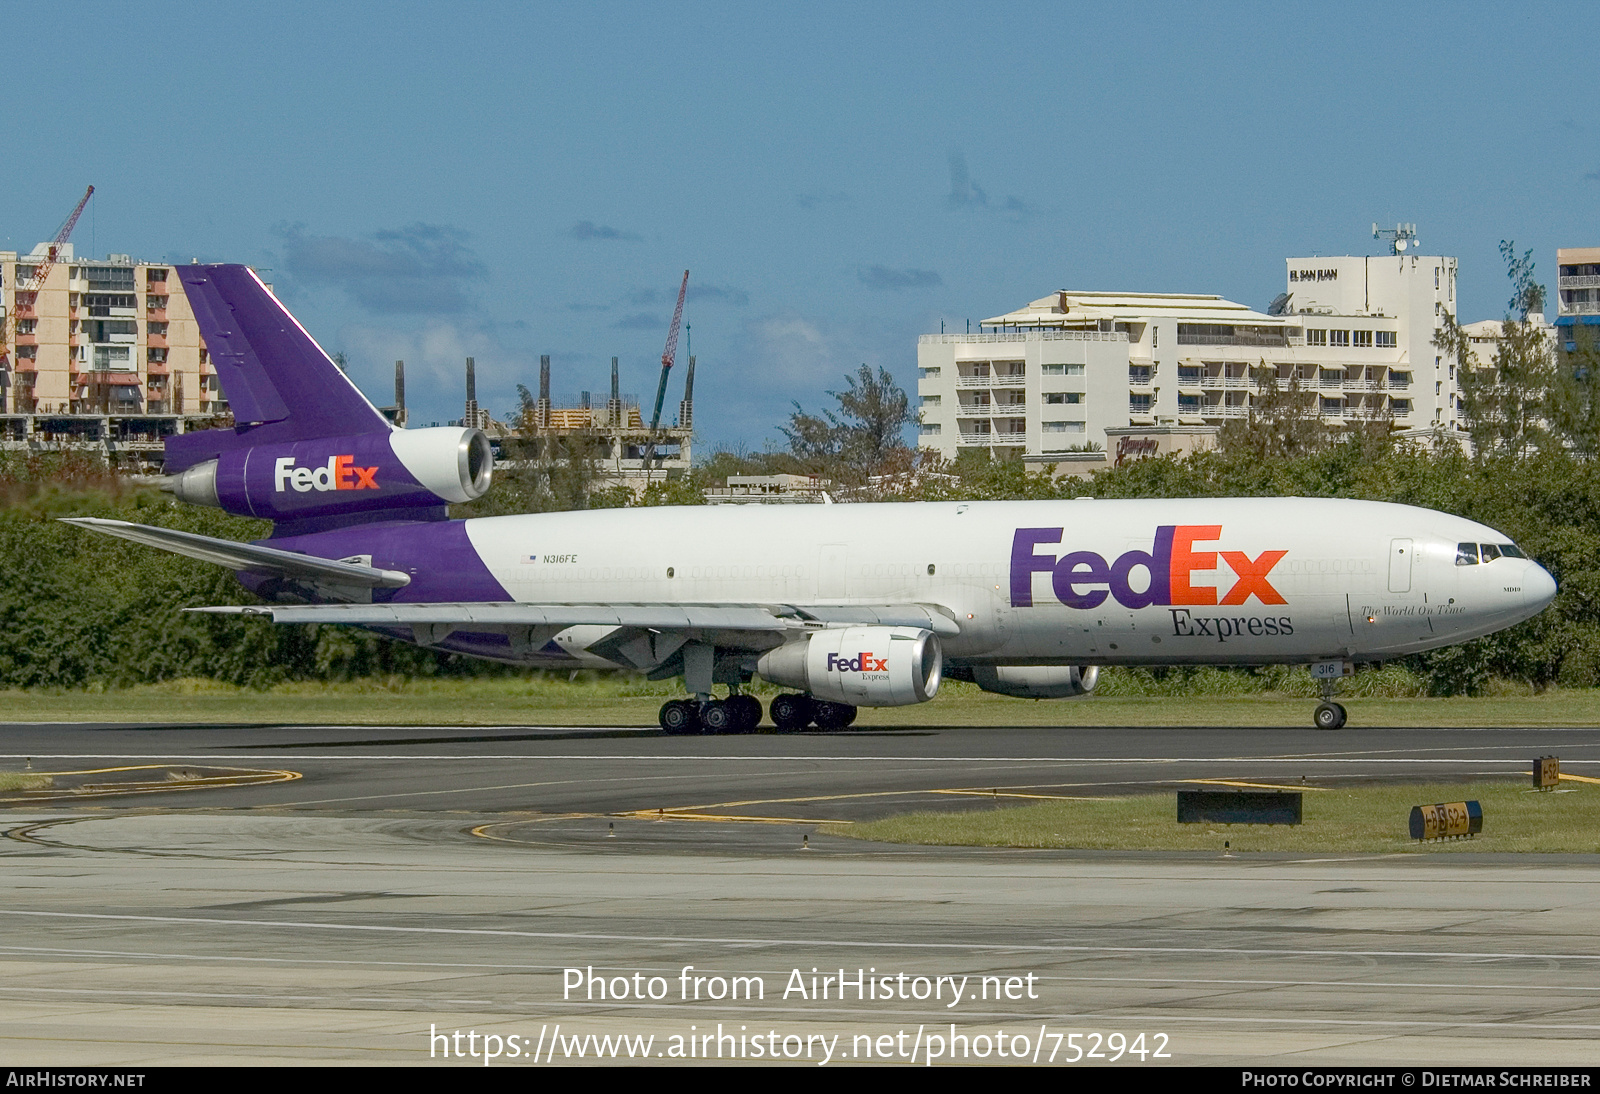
(458, 497), (1555, 667)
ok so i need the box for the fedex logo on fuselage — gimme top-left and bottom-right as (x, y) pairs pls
(273, 455), (379, 493)
(1010, 526), (1287, 610)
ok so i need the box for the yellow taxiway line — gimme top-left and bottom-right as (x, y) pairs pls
(1185, 778), (1328, 792)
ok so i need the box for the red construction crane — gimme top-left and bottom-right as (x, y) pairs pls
(27, 185), (95, 292)
(641, 269), (689, 471)
(3, 185), (94, 369)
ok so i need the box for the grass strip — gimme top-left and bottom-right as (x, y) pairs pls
(0, 678), (1597, 727)
(827, 780), (1600, 853)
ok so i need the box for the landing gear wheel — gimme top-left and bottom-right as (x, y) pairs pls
(1313, 701), (1348, 730)
(660, 699), (700, 735)
(770, 694), (813, 732)
(700, 699), (735, 734)
(731, 695), (763, 732)
(812, 700), (858, 730)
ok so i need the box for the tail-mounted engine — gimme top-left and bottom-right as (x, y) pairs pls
(965, 665), (1099, 699)
(756, 625), (942, 707)
(164, 426), (493, 524)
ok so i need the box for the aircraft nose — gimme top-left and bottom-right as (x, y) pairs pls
(1524, 563), (1557, 612)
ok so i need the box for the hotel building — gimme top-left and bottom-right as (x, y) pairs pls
(916, 252), (1464, 461)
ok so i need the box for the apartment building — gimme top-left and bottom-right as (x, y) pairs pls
(0, 243), (228, 461)
(1556, 246), (1600, 354)
(916, 251), (1463, 461)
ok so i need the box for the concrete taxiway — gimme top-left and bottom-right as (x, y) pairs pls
(1, 721), (1598, 1065)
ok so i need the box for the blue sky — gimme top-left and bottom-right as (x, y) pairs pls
(5, 2), (1595, 451)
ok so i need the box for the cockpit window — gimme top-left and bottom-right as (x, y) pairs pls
(1480, 543), (1502, 562)
(1456, 542), (1480, 566)
(1500, 543), (1527, 559)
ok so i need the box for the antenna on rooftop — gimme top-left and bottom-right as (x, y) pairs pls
(1373, 222), (1420, 255)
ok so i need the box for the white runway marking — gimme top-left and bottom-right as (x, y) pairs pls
(4, 909), (1600, 962)
(6, 723), (1600, 733)
(0, 753), (1595, 764)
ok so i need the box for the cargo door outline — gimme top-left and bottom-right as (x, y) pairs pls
(1389, 538), (1413, 593)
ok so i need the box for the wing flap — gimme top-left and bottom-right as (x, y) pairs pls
(798, 604), (962, 637)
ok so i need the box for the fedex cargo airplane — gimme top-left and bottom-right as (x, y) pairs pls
(66, 266), (1556, 732)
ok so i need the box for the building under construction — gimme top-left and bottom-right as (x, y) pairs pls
(444, 354), (693, 494)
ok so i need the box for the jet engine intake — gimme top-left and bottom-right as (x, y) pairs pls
(968, 664), (1098, 699)
(163, 427), (493, 522)
(756, 625), (941, 706)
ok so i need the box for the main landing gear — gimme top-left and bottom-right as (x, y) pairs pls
(769, 694), (857, 732)
(657, 693), (859, 735)
(658, 694), (762, 735)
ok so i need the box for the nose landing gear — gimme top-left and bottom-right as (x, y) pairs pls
(1310, 660), (1353, 729)
(1313, 674), (1348, 730)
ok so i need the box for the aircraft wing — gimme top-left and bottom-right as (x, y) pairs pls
(60, 517), (411, 589)
(191, 601), (808, 664)
(187, 602), (794, 630)
(187, 601), (961, 665)
(189, 601), (957, 632)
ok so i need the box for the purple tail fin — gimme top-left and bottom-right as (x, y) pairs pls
(165, 265), (392, 472)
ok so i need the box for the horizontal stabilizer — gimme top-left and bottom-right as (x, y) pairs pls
(60, 518), (411, 589)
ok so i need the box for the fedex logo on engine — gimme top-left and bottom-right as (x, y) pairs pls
(273, 456), (379, 493)
(1010, 526), (1286, 609)
(827, 652), (888, 673)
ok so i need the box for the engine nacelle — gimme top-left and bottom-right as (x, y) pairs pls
(164, 426), (492, 523)
(756, 626), (942, 707)
(968, 665), (1099, 699)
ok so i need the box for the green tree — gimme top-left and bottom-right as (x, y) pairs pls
(1217, 361), (1332, 460)
(1436, 241), (1554, 457)
(1547, 323), (1600, 459)
(783, 364), (914, 481)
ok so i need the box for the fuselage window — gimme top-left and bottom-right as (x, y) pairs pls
(1456, 542), (1480, 566)
(1479, 544), (1501, 562)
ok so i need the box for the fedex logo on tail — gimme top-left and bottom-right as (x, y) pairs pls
(1011, 526), (1286, 610)
(273, 456), (379, 494)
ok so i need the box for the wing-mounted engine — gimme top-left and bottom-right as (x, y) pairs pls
(756, 626), (942, 707)
(164, 426), (493, 525)
(962, 665), (1099, 699)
